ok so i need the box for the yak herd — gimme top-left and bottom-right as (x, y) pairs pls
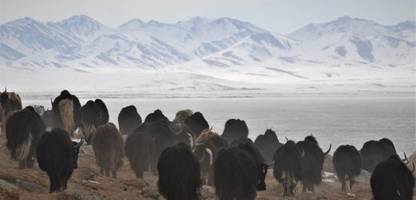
(0, 89), (414, 200)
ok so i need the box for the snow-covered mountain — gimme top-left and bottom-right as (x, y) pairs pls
(0, 15), (414, 69)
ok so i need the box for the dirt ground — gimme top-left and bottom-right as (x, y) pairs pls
(0, 135), (414, 200)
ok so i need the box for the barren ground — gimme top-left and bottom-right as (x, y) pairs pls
(0, 136), (414, 200)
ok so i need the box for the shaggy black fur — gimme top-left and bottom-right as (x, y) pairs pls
(5, 107), (45, 168)
(158, 143), (202, 200)
(221, 118), (249, 144)
(118, 105), (142, 135)
(36, 128), (83, 193)
(254, 129), (282, 165)
(333, 145), (362, 192)
(370, 154), (415, 200)
(125, 125), (152, 178)
(360, 138), (398, 172)
(296, 135), (331, 192)
(92, 123), (124, 178)
(184, 112), (209, 137)
(273, 140), (303, 197)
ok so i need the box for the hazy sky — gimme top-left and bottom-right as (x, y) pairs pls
(1, 0), (415, 33)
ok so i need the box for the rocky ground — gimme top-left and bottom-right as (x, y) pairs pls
(0, 135), (414, 200)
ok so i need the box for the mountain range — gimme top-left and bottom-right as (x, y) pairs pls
(0, 15), (414, 69)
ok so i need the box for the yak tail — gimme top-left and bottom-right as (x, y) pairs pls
(15, 134), (32, 162)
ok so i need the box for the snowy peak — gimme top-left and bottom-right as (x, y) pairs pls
(53, 15), (106, 38)
(0, 15), (414, 69)
(118, 18), (144, 30)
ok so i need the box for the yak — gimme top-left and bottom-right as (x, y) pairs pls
(51, 90), (81, 136)
(125, 124), (153, 178)
(118, 105), (142, 135)
(184, 112), (209, 138)
(214, 139), (268, 200)
(92, 123), (123, 178)
(370, 154), (415, 200)
(0, 90), (22, 136)
(333, 145), (362, 192)
(254, 129), (282, 165)
(170, 122), (194, 147)
(221, 118), (249, 145)
(144, 109), (169, 123)
(147, 119), (176, 173)
(296, 135), (331, 192)
(173, 109), (193, 123)
(80, 99), (109, 144)
(360, 138), (398, 172)
(36, 128), (83, 193)
(5, 107), (45, 168)
(273, 140), (303, 197)
(158, 142), (202, 200)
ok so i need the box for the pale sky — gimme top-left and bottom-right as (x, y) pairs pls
(0, 0), (415, 34)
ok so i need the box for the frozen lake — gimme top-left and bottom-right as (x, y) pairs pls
(24, 96), (415, 156)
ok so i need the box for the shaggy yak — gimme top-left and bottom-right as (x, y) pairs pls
(80, 99), (110, 144)
(118, 105), (142, 135)
(296, 135), (331, 192)
(184, 112), (209, 138)
(370, 154), (415, 200)
(36, 128), (83, 192)
(360, 138), (399, 172)
(92, 123), (123, 178)
(221, 118), (249, 145)
(51, 90), (81, 136)
(0, 89), (22, 135)
(273, 140), (303, 197)
(125, 124), (153, 178)
(214, 139), (268, 200)
(5, 106), (45, 168)
(333, 145), (362, 192)
(157, 142), (202, 200)
(254, 129), (282, 165)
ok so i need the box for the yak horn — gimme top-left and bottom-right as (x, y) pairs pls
(285, 136), (289, 142)
(402, 152), (409, 164)
(50, 98), (53, 106)
(324, 144), (332, 156)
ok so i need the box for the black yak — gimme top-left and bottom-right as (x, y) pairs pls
(92, 123), (123, 178)
(273, 140), (303, 197)
(118, 105), (142, 135)
(36, 128), (83, 193)
(333, 145), (362, 192)
(51, 90), (81, 136)
(360, 138), (398, 172)
(144, 109), (169, 123)
(214, 139), (268, 200)
(158, 142), (202, 200)
(221, 118), (249, 144)
(184, 112), (209, 138)
(254, 129), (282, 165)
(296, 135), (331, 192)
(147, 119), (176, 173)
(125, 125), (153, 178)
(80, 99), (109, 144)
(5, 107), (45, 168)
(370, 154), (415, 200)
